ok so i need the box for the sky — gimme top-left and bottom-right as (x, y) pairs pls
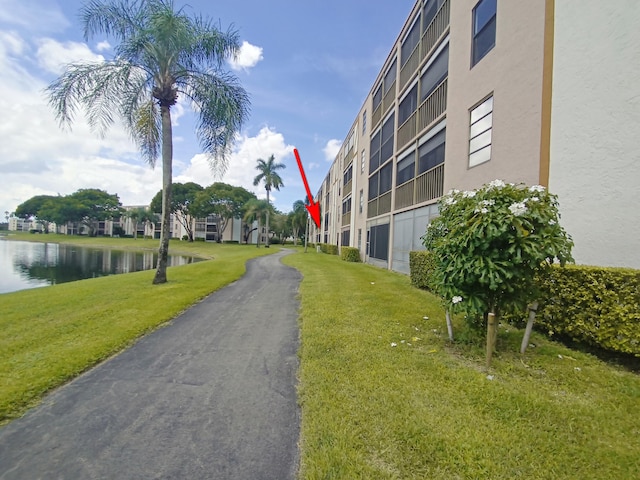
(0, 0), (416, 218)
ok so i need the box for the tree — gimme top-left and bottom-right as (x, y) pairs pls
(242, 198), (271, 246)
(253, 154), (285, 248)
(150, 182), (203, 241)
(270, 210), (290, 244)
(191, 183), (256, 241)
(423, 180), (573, 366)
(69, 189), (123, 236)
(47, 0), (249, 283)
(289, 199), (307, 246)
(15, 195), (58, 233)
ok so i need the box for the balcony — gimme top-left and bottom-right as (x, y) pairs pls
(343, 179), (352, 197)
(342, 211), (351, 227)
(415, 163), (444, 204)
(417, 79), (447, 134)
(397, 111), (418, 151)
(383, 82), (396, 115)
(400, 44), (420, 91)
(395, 179), (415, 209)
(421, 0), (450, 64)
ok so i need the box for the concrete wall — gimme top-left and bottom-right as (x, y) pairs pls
(549, 0), (640, 268)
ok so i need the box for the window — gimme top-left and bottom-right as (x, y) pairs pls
(341, 230), (350, 247)
(358, 229), (362, 250)
(343, 164), (353, 186)
(469, 96), (493, 167)
(361, 150), (365, 173)
(398, 84), (418, 126)
(380, 113), (395, 165)
(396, 151), (416, 185)
(472, 0), (497, 66)
(362, 111), (367, 135)
(418, 128), (446, 174)
(373, 85), (382, 111)
(383, 59), (397, 94)
(379, 163), (393, 195)
(342, 197), (352, 215)
(359, 190), (364, 213)
(423, 0), (445, 32)
(420, 44), (449, 102)
(370, 223), (390, 261)
(401, 14), (421, 66)
(369, 130), (381, 173)
(368, 173), (379, 200)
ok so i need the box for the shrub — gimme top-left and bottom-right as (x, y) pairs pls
(319, 243), (338, 255)
(409, 250), (437, 291)
(536, 265), (640, 356)
(269, 237), (281, 245)
(341, 247), (361, 262)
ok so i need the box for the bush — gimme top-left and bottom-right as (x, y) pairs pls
(409, 250), (437, 291)
(341, 247), (361, 262)
(536, 265), (640, 357)
(269, 237), (281, 245)
(319, 243), (338, 255)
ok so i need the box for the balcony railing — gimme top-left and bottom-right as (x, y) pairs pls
(397, 111), (417, 151)
(416, 163), (444, 204)
(383, 82), (396, 114)
(421, 0), (450, 64)
(343, 179), (352, 197)
(378, 191), (392, 215)
(342, 211), (351, 227)
(372, 104), (382, 129)
(367, 199), (378, 218)
(395, 179), (415, 209)
(400, 45), (420, 91)
(418, 79), (447, 134)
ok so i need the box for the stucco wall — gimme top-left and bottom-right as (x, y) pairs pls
(549, 0), (640, 268)
(445, 0), (547, 192)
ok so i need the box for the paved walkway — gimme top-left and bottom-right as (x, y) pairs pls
(0, 249), (301, 480)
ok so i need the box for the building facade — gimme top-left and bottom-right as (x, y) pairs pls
(312, 0), (640, 272)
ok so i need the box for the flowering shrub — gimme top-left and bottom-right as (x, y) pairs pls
(422, 180), (573, 321)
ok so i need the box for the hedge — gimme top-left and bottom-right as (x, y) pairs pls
(409, 251), (640, 357)
(319, 243), (338, 255)
(409, 250), (437, 291)
(536, 265), (640, 356)
(341, 247), (361, 262)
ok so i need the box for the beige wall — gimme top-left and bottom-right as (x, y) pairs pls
(444, 0), (547, 192)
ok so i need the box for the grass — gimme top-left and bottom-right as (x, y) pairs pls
(282, 252), (640, 479)
(0, 234), (274, 423)
(2, 236), (639, 478)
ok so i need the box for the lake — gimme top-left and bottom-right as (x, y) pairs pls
(0, 239), (203, 294)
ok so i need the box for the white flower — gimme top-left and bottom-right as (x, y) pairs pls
(549, 219), (557, 226)
(529, 185), (546, 193)
(452, 295), (463, 304)
(473, 207), (489, 214)
(486, 375), (495, 381)
(463, 190), (477, 198)
(488, 179), (505, 189)
(446, 189), (460, 196)
(443, 197), (457, 206)
(391, 342), (397, 347)
(528, 197), (540, 202)
(508, 202), (527, 216)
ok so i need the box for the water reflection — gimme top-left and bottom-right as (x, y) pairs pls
(0, 240), (203, 294)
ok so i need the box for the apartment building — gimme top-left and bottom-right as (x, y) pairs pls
(312, 0), (640, 272)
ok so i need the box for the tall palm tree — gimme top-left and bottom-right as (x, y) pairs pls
(253, 154), (285, 248)
(243, 199), (271, 247)
(46, 0), (249, 284)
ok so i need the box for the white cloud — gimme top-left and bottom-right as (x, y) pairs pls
(323, 139), (341, 162)
(96, 41), (111, 52)
(309, 162), (320, 169)
(175, 126), (294, 198)
(228, 41), (264, 71)
(36, 38), (104, 74)
(0, 0), (69, 34)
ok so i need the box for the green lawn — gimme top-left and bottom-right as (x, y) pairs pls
(1, 236), (639, 478)
(283, 252), (640, 480)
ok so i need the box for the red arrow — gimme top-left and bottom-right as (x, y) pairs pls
(294, 148), (321, 228)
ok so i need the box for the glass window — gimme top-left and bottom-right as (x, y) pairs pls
(396, 151), (416, 185)
(469, 96), (493, 167)
(418, 128), (446, 174)
(379, 163), (393, 195)
(368, 173), (379, 200)
(401, 14), (421, 66)
(383, 59), (397, 94)
(420, 44), (449, 101)
(398, 85), (418, 126)
(359, 190), (364, 213)
(472, 0), (497, 66)
(370, 223), (390, 261)
(361, 150), (365, 173)
(369, 131), (381, 174)
(380, 114), (395, 165)
(373, 85), (382, 111)
(362, 111), (367, 135)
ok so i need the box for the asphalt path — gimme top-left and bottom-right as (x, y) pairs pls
(0, 249), (301, 480)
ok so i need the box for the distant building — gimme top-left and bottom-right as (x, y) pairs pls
(312, 0), (640, 271)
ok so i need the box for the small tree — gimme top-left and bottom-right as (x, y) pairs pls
(423, 180), (573, 366)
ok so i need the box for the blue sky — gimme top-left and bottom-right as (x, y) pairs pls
(0, 0), (415, 218)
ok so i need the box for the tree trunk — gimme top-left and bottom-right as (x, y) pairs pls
(153, 104), (173, 284)
(520, 301), (539, 354)
(133, 220), (138, 240)
(304, 215), (309, 253)
(486, 311), (498, 368)
(265, 189), (270, 248)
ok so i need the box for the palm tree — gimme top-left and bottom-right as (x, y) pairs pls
(243, 198), (271, 247)
(253, 155), (285, 248)
(46, 0), (249, 284)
